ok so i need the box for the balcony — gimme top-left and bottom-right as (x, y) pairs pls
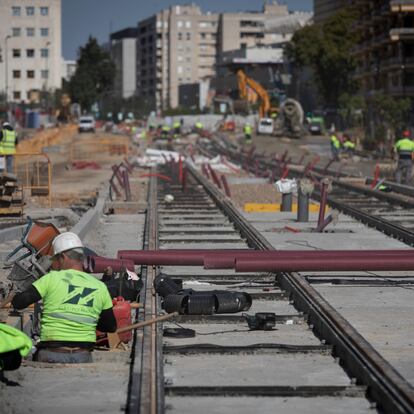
(390, 1), (414, 13)
(388, 85), (414, 96)
(390, 28), (414, 41)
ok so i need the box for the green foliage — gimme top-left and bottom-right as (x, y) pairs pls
(287, 8), (359, 108)
(163, 106), (203, 116)
(68, 37), (115, 111)
(338, 93), (365, 127)
(371, 94), (411, 133)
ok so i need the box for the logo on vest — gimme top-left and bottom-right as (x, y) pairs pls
(63, 285), (97, 307)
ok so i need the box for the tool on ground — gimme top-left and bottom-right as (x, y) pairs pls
(244, 313), (276, 331)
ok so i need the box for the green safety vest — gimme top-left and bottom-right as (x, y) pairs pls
(162, 126), (170, 132)
(331, 135), (341, 149)
(141, 130), (147, 139)
(343, 141), (355, 149)
(395, 138), (414, 154)
(0, 323), (32, 358)
(1, 129), (17, 155)
(195, 122), (203, 129)
(32, 269), (113, 343)
(244, 125), (252, 135)
(173, 122), (181, 129)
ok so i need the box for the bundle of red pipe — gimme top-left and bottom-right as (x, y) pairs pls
(115, 249), (414, 272)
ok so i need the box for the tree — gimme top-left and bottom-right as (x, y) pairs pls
(68, 37), (115, 111)
(286, 8), (358, 108)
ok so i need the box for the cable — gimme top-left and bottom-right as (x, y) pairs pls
(169, 321), (251, 336)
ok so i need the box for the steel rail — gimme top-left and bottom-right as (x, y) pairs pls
(186, 162), (414, 414)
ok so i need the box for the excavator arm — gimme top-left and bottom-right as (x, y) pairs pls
(236, 70), (271, 118)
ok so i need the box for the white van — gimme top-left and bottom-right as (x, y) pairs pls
(78, 116), (96, 133)
(257, 118), (274, 135)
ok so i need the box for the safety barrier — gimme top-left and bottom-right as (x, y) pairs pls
(69, 137), (129, 163)
(13, 153), (52, 208)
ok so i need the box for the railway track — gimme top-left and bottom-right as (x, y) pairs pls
(202, 135), (414, 247)
(126, 163), (414, 413)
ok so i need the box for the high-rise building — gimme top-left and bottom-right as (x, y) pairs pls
(136, 1), (307, 111)
(110, 28), (138, 99)
(352, 1), (414, 99)
(314, 0), (349, 24)
(137, 4), (219, 110)
(0, 0), (62, 103)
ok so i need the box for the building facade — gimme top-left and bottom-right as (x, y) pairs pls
(352, 0), (414, 99)
(135, 1), (309, 111)
(110, 28), (137, 99)
(314, 0), (349, 24)
(0, 0), (62, 103)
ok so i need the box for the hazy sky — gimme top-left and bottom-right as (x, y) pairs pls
(62, 0), (313, 59)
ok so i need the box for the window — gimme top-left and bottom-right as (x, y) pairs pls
(26, 7), (35, 16)
(12, 7), (21, 16)
(40, 7), (49, 16)
(13, 70), (21, 79)
(40, 28), (49, 37)
(186, 33), (191, 41)
(27, 70), (35, 79)
(178, 66), (183, 74)
(26, 49), (35, 58)
(41, 48), (49, 58)
(177, 21), (183, 28)
(200, 33), (206, 40)
(178, 32), (183, 40)
(185, 21), (191, 28)
(13, 91), (21, 100)
(41, 70), (49, 79)
(26, 28), (35, 37)
(178, 56), (183, 62)
(12, 49), (21, 58)
(12, 28), (21, 37)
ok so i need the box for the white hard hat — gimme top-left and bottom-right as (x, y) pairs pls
(164, 194), (174, 204)
(2, 122), (10, 127)
(52, 232), (84, 256)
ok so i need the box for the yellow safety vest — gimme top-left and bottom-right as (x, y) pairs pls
(0, 323), (32, 357)
(1, 129), (17, 155)
(331, 135), (341, 149)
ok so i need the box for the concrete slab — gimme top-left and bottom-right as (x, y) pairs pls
(163, 323), (318, 347)
(165, 396), (375, 414)
(164, 354), (351, 387)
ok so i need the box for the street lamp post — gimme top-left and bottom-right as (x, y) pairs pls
(5, 35), (11, 104)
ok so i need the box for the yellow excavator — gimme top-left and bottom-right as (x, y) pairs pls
(237, 69), (278, 118)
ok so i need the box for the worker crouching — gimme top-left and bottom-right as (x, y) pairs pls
(12, 232), (117, 364)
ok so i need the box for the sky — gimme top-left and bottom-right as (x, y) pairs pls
(62, 0), (313, 60)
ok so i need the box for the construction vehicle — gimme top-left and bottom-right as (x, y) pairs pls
(274, 98), (306, 139)
(237, 69), (278, 123)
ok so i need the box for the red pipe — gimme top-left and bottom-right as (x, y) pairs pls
(281, 167), (290, 179)
(179, 156), (183, 183)
(235, 257), (414, 272)
(221, 175), (231, 197)
(139, 173), (172, 182)
(117, 249), (414, 266)
(89, 256), (135, 273)
(207, 164), (222, 189)
(371, 163), (380, 189)
(317, 180), (329, 227)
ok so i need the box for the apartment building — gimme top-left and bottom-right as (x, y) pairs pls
(313, 0), (350, 24)
(136, 1), (304, 110)
(352, 0), (414, 99)
(110, 28), (138, 99)
(137, 4), (218, 110)
(0, 0), (62, 103)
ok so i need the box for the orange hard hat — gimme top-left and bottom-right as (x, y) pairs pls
(403, 129), (411, 137)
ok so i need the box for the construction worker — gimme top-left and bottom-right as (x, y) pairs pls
(243, 123), (253, 144)
(0, 323), (32, 373)
(173, 120), (181, 135)
(194, 121), (203, 133)
(161, 124), (170, 139)
(343, 134), (356, 155)
(330, 132), (341, 161)
(0, 122), (17, 174)
(394, 129), (414, 184)
(12, 232), (117, 364)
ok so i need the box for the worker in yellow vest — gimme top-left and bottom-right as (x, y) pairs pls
(173, 120), (181, 135)
(0, 323), (32, 372)
(0, 122), (17, 174)
(394, 129), (414, 184)
(343, 134), (356, 155)
(243, 123), (253, 144)
(330, 132), (341, 161)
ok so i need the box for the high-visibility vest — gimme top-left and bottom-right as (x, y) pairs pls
(162, 125), (170, 133)
(195, 122), (203, 129)
(1, 129), (17, 155)
(395, 138), (414, 157)
(0, 323), (32, 357)
(244, 125), (252, 135)
(343, 140), (355, 149)
(330, 134), (341, 149)
(173, 121), (181, 129)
